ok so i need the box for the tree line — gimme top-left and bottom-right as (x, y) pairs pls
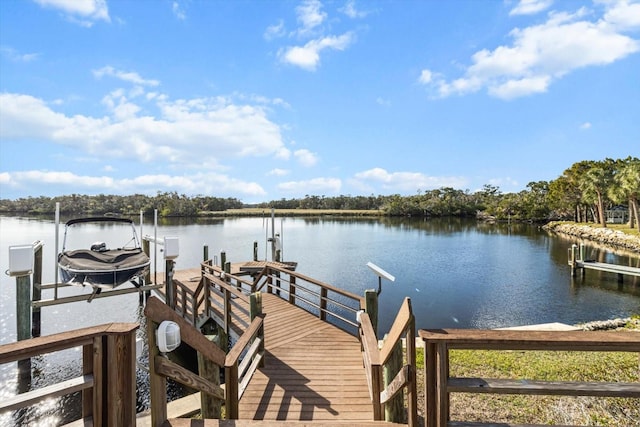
(0, 157), (637, 230)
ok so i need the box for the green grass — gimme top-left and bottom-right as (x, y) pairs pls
(414, 343), (640, 426)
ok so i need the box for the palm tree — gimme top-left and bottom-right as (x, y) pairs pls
(611, 156), (640, 230)
(580, 160), (615, 227)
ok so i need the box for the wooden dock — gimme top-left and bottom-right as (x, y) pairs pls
(168, 267), (382, 423)
(568, 243), (640, 283)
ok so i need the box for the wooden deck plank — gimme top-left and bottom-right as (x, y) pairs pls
(238, 293), (374, 422)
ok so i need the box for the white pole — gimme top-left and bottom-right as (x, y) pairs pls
(154, 209), (158, 285)
(54, 202), (60, 299)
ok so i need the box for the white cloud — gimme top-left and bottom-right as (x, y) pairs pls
(278, 177), (341, 194)
(93, 66), (160, 87)
(34, 0), (110, 26)
(580, 121), (592, 130)
(0, 91), (287, 167)
(279, 32), (354, 71)
(172, 1), (186, 20)
(340, 0), (369, 19)
(510, 0), (554, 16)
(376, 97), (391, 106)
(0, 46), (39, 62)
(354, 168), (467, 192)
(296, 0), (327, 36)
(1, 170), (267, 197)
(421, 2), (640, 99)
(294, 149), (319, 167)
(268, 168), (290, 177)
(418, 69), (433, 84)
(265, 20), (286, 40)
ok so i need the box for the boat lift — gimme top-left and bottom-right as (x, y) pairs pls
(6, 203), (174, 340)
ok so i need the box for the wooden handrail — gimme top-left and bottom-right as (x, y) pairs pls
(0, 322), (138, 427)
(419, 328), (640, 427)
(359, 298), (417, 426)
(224, 314), (266, 419)
(0, 323), (137, 363)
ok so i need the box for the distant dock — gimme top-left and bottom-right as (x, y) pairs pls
(568, 243), (640, 283)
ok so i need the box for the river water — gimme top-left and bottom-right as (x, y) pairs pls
(1, 215), (639, 425)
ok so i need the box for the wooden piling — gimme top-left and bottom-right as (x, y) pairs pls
(365, 290), (379, 338)
(203, 245), (209, 262)
(253, 241), (258, 261)
(32, 242), (43, 338)
(16, 275), (31, 342)
(165, 260), (175, 309)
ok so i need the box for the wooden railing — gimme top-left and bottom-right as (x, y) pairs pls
(253, 263), (365, 334)
(419, 328), (640, 427)
(145, 295), (265, 426)
(200, 262), (255, 339)
(172, 276), (205, 325)
(360, 297), (417, 426)
(0, 322), (138, 426)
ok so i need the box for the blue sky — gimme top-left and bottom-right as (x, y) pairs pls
(0, 0), (638, 203)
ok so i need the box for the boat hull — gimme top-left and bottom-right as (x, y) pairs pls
(58, 248), (150, 289)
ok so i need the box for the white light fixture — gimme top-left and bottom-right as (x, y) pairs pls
(8, 245), (34, 277)
(366, 262), (395, 296)
(156, 320), (181, 352)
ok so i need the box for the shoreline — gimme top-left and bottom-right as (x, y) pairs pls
(543, 221), (640, 253)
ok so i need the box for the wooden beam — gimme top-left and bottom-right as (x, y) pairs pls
(0, 375), (93, 412)
(448, 377), (640, 397)
(155, 356), (225, 400)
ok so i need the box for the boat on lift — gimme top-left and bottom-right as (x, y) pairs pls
(58, 217), (150, 289)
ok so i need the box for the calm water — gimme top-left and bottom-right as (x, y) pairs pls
(1, 215), (639, 425)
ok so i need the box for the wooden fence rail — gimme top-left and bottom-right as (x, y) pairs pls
(0, 322), (138, 427)
(419, 328), (640, 427)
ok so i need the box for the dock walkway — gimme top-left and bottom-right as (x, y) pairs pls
(168, 268), (382, 423)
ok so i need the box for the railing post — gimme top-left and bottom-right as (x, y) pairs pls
(425, 340), (437, 427)
(250, 292), (264, 367)
(319, 287), (328, 320)
(383, 337), (404, 422)
(223, 288), (231, 338)
(289, 276), (296, 304)
(198, 329), (222, 419)
(225, 362), (239, 419)
(148, 320), (167, 427)
(407, 311), (418, 427)
(105, 329), (137, 426)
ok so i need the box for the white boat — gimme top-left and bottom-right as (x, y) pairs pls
(57, 217), (150, 289)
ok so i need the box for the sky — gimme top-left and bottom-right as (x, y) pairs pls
(0, 0), (638, 204)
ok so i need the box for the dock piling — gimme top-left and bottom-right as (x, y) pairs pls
(32, 241), (43, 337)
